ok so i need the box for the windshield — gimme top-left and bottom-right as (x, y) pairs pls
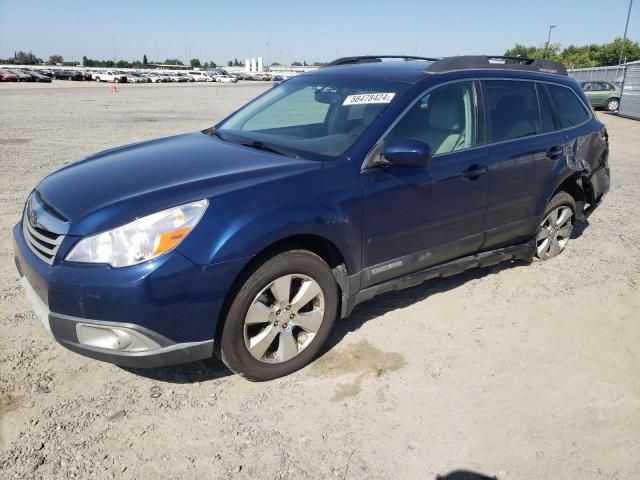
(216, 75), (409, 160)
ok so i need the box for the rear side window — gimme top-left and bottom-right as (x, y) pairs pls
(546, 84), (590, 129)
(537, 84), (556, 133)
(484, 80), (541, 142)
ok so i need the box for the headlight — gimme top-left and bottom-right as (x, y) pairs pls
(65, 200), (208, 267)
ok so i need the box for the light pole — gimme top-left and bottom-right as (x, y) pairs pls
(184, 34), (188, 66)
(618, 0), (634, 66)
(544, 25), (556, 58)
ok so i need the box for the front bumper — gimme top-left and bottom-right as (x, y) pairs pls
(13, 222), (247, 368)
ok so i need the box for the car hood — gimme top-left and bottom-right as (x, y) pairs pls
(36, 132), (322, 236)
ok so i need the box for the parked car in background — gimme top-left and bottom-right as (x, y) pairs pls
(166, 72), (188, 82)
(187, 71), (212, 82)
(54, 70), (84, 81)
(215, 74), (238, 83)
(94, 70), (127, 83)
(127, 73), (149, 83)
(24, 70), (52, 83)
(0, 70), (19, 82)
(13, 55), (610, 380)
(8, 69), (34, 82)
(579, 81), (621, 111)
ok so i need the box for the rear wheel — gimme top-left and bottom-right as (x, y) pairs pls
(606, 97), (619, 112)
(535, 191), (575, 260)
(219, 250), (338, 381)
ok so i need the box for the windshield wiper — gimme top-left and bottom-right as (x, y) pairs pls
(211, 128), (299, 158)
(239, 140), (296, 157)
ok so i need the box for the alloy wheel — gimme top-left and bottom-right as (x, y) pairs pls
(536, 206), (573, 259)
(243, 274), (325, 364)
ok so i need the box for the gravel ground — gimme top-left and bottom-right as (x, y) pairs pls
(0, 81), (639, 480)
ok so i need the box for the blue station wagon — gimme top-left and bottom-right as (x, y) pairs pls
(14, 55), (610, 380)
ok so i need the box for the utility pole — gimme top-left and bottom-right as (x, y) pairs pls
(112, 36), (116, 64)
(184, 34), (188, 66)
(544, 25), (556, 58)
(618, 0), (634, 66)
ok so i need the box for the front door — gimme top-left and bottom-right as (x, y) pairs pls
(361, 80), (489, 288)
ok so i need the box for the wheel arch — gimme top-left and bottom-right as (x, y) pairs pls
(212, 234), (349, 350)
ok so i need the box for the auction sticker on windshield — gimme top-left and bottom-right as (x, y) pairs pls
(343, 93), (396, 105)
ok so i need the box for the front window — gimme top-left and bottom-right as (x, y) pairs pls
(385, 81), (478, 155)
(216, 75), (409, 160)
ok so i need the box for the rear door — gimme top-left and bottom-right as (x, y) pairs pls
(360, 80), (490, 287)
(483, 79), (564, 248)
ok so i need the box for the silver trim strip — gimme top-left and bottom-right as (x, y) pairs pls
(20, 276), (52, 334)
(22, 210), (64, 265)
(24, 218), (63, 248)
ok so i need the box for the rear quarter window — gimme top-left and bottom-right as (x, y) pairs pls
(547, 84), (590, 129)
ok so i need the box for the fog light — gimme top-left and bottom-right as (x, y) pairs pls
(76, 324), (160, 352)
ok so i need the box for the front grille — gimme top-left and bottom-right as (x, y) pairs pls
(22, 209), (65, 265)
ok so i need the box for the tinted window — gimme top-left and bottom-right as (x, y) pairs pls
(386, 81), (478, 155)
(537, 84), (556, 133)
(547, 84), (590, 128)
(484, 80), (541, 142)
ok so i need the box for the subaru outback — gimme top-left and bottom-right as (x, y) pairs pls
(14, 55), (610, 380)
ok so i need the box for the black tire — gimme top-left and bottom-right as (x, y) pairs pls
(606, 97), (619, 112)
(534, 191), (576, 260)
(219, 250), (338, 381)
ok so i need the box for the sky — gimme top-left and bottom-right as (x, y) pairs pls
(0, 0), (638, 64)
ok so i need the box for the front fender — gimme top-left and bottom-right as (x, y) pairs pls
(178, 161), (363, 273)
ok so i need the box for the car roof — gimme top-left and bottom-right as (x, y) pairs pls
(306, 61), (433, 84)
(307, 55), (569, 84)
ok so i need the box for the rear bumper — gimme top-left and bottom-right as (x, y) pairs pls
(577, 162), (610, 220)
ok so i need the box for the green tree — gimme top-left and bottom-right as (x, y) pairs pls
(48, 54), (63, 65)
(164, 58), (184, 65)
(227, 60), (233, 67)
(504, 38), (640, 68)
(595, 38), (640, 66)
(143, 54), (148, 65)
(15, 51), (41, 65)
(190, 58), (201, 68)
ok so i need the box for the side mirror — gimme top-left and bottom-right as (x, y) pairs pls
(382, 138), (432, 168)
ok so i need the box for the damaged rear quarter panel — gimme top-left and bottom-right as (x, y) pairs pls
(542, 121), (610, 215)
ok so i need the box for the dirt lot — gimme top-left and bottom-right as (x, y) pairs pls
(0, 81), (639, 479)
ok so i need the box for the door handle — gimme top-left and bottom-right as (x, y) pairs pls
(546, 145), (563, 159)
(462, 164), (488, 180)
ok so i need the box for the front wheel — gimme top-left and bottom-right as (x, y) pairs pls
(606, 97), (619, 112)
(535, 191), (575, 260)
(219, 250), (338, 381)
